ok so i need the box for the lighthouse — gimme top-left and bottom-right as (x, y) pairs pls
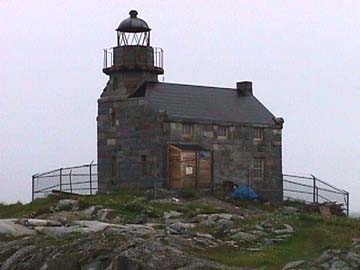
(97, 10), (284, 205)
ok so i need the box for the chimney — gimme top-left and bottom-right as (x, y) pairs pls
(236, 81), (253, 96)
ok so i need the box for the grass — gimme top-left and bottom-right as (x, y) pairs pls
(76, 190), (180, 219)
(2, 191), (360, 270)
(0, 196), (60, 218)
(191, 213), (360, 270)
(0, 190), (180, 220)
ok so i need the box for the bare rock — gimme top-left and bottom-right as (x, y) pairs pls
(17, 219), (62, 227)
(163, 210), (183, 219)
(1, 245), (36, 270)
(56, 199), (78, 211)
(274, 224), (294, 234)
(0, 219), (36, 237)
(282, 260), (305, 270)
(97, 209), (116, 222)
(230, 231), (259, 242)
(81, 205), (101, 219)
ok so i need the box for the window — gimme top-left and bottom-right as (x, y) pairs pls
(111, 110), (116, 127)
(113, 78), (118, 90)
(253, 158), (265, 180)
(182, 123), (193, 138)
(255, 128), (264, 140)
(141, 155), (147, 176)
(203, 130), (214, 138)
(217, 126), (228, 139)
(112, 156), (117, 178)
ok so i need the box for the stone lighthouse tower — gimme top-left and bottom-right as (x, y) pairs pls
(101, 10), (163, 98)
(97, 10), (164, 192)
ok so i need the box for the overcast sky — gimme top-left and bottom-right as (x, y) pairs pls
(1, 1), (359, 212)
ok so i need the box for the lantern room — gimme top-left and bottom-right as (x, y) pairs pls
(116, 10), (151, 46)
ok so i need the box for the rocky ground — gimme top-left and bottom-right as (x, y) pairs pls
(0, 191), (359, 270)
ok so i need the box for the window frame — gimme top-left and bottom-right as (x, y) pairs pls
(254, 128), (264, 141)
(253, 158), (265, 180)
(217, 126), (228, 139)
(182, 123), (193, 138)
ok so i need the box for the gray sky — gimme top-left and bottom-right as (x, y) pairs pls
(1, 1), (359, 212)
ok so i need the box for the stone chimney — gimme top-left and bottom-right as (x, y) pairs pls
(236, 81), (253, 96)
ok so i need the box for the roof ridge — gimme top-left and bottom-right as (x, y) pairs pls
(152, 81), (237, 92)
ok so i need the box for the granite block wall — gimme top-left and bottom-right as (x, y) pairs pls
(97, 98), (168, 192)
(168, 121), (283, 204)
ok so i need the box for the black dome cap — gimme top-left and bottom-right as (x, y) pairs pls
(116, 10), (151, 33)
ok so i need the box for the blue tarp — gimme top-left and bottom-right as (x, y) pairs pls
(230, 185), (258, 200)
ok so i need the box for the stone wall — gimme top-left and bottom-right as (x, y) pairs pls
(97, 98), (168, 192)
(168, 121), (283, 204)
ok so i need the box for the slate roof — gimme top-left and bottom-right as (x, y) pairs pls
(131, 82), (276, 125)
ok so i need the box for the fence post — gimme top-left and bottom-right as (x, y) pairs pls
(312, 175), (316, 204)
(346, 192), (350, 216)
(153, 157), (157, 199)
(60, 168), (63, 192)
(32, 175), (35, 201)
(247, 166), (251, 198)
(69, 170), (73, 193)
(89, 161), (93, 195)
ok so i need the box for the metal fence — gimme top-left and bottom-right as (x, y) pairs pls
(32, 164), (349, 215)
(283, 174), (350, 216)
(32, 162), (97, 200)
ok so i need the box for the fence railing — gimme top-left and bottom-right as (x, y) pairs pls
(103, 46), (163, 70)
(283, 174), (350, 216)
(32, 162), (97, 200)
(32, 164), (349, 215)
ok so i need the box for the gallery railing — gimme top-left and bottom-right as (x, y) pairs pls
(103, 46), (163, 70)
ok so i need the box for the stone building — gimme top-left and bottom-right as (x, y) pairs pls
(97, 10), (284, 204)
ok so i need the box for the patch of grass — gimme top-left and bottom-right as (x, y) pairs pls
(283, 199), (306, 209)
(0, 196), (62, 218)
(180, 189), (198, 199)
(77, 190), (180, 219)
(191, 213), (360, 270)
(0, 234), (18, 242)
(186, 202), (222, 215)
(0, 190), (182, 220)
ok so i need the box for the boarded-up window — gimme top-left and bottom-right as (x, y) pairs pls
(141, 155), (147, 176)
(112, 156), (117, 177)
(217, 126), (228, 139)
(253, 158), (265, 180)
